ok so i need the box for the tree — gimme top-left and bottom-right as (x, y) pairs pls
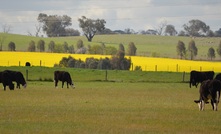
(208, 47), (215, 60)
(117, 43), (125, 59)
(69, 45), (75, 54)
(28, 40), (36, 52)
(127, 42), (137, 56)
(177, 41), (186, 59)
(217, 41), (221, 57)
(164, 24), (177, 36)
(37, 13), (72, 37)
(48, 41), (55, 52)
(78, 16), (106, 42)
(2, 24), (12, 33)
(0, 35), (7, 51)
(215, 28), (221, 37)
(183, 19), (210, 36)
(188, 40), (198, 60)
(156, 20), (167, 35)
(8, 41), (16, 51)
(37, 39), (45, 52)
(76, 39), (86, 54)
(63, 42), (69, 53)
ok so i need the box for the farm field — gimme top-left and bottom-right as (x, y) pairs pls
(0, 81), (221, 133)
(0, 33), (221, 59)
(0, 67), (221, 133)
(1, 52), (221, 72)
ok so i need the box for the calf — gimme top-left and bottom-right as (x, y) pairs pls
(194, 79), (221, 111)
(54, 71), (75, 88)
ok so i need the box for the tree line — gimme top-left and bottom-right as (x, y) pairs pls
(177, 40), (221, 60)
(30, 13), (221, 42)
(6, 39), (137, 56)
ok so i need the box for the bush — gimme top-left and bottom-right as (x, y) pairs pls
(8, 41), (16, 51)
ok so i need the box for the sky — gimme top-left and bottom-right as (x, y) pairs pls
(0, 0), (220, 36)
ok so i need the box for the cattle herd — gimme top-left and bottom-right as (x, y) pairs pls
(0, 69), (220, 111)
(0, 70), (75, 91)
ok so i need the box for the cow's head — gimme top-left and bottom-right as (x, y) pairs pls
(70, 82), (75, 89)
(23, 83), (27, 88)
(190, 79), (197, 88)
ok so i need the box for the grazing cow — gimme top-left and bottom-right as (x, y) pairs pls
(54, 71), (75, 88)
(194, 79), (221, 111)
(0, 71), (15, 90)
(4, 70), (27, 89)
(189, 70), (214, 88)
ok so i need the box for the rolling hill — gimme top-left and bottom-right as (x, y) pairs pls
(0, 33), (220, 60)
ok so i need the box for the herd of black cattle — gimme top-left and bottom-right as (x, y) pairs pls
(0, 69), (220, 111)
(0, 70), (75, 90)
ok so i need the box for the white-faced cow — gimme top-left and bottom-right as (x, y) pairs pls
(189, 70), (214, 88)
(0, 71), (15, 90)
(54, 71), (75, 88)
(4, 70), (27, 89)
(194, 79), (221, 111)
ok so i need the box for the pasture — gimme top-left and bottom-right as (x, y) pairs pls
(0, 67), (221, 133)
(1, 33), (221, 59)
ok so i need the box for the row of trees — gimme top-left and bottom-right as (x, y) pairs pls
(26, 39), (137, 56)
(36, 13), (221, 41)
(177, 40), (221, 60)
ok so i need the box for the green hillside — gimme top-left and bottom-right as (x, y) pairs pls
(0, 33), (220, 60)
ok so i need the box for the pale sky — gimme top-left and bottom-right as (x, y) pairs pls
(0, 0), (220, 36)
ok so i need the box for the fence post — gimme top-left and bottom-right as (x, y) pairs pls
(105, 70), (108, 81)
(176, 64), (178, 72)
(155, 65), (157, 72)
(26, 69), (28, 81)
(182, 71), (185, 82)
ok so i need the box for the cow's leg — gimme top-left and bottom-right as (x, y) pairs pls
(213, 102), (218, 111)
(212, 91), (220, 111)
(54, 80), (58, 88)
(17, 83), (20, 89)
(3, 84), (6, 91)
(67, 82), (69, 88)
(199, 100), (205, 111)
(62, 81), (64, 88)
(210, 100), (215, 110)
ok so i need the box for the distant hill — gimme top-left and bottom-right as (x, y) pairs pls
(0, 33), (220, 60)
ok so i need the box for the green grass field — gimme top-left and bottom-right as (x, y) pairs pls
(1, 33), (220, 59)
(0, 67), (221, 133)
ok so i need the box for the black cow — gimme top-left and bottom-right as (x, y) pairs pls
(189, 70), (214, 88)
(54, 71), (75, 88)
(194, 79), (221, 111)
(0, 71), (15, 90)
(4, 70), (27, 89)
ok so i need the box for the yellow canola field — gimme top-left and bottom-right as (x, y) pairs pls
(0, 52), (221, 72)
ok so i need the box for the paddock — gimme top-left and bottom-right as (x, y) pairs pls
(0, 81), (220, 133)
